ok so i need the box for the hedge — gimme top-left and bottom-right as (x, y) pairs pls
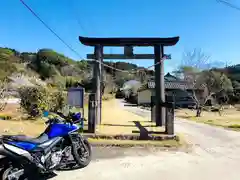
(18, 86), (66, 117)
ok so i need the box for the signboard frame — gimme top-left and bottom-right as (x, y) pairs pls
(67, 87), (85, 108)
(67, 87), (85, 128)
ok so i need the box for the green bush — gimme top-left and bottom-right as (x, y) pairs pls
(65, 77), (79, 88)
(47, 76), (66, 90)
(18, 86), (66, 117)
(18, 86), (49, 117)
(0, 114), (12, 120)
(48, 90), (66, 112)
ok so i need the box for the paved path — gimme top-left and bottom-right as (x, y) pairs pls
(53, 100), (240, 180)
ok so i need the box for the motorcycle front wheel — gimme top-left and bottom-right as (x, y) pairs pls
(72, 138), (92, 168)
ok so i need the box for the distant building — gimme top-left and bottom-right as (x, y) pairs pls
(137, 73), (206, 108)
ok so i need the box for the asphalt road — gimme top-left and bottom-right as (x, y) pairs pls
(2, 100), (239, 180)
(51, 100), (240, 180)
(91, 146), (158, 161)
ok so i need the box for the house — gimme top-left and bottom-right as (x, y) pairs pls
(137, 73), (206, 108)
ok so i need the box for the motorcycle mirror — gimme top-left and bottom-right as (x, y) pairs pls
(43, 111), (49, 117)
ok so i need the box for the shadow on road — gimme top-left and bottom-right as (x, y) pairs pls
(132, 121), (165, 140)
(124, 104), (138, 107)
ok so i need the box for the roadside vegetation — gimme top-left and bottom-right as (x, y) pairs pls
(2, 46), (240, 147)
(175, 106), (240, 131)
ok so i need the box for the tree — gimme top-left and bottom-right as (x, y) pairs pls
(122, 80), (141, 101)
(175, 48), (232, 117)
(232, 80), (240, 89)
(114, 71), (135, 87)
(0, 45), (156, 98)
(0, 80), (8, 111)
(181, 48), (225, 70)
(38, 61), (58, 79)
(198, 70), (232, 105)
(102, 73), (116, 94)
(0, 50), (18, 80)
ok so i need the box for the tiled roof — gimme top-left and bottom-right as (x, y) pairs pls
(137, 73), (205, 92)
(164, 72), (180, 81)
(148, 80), (194, 89)
(138, 80), (204, 92)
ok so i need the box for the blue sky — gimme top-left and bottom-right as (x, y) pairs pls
(1, 0), (240, 73)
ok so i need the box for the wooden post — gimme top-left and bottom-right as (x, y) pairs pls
(151, 96), (155, 122)
(154, 45), (165, 126)
(88, 93), (96, 133)
(94, 45), (103, 125)
(165, 102), (174, 135)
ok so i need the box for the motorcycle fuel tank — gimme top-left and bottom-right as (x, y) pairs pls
(47, 123), (79, 139)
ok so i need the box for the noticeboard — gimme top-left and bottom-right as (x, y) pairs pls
(67, 87), (84, 108)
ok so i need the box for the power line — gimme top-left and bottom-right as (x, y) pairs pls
(19, 0), (126, 73)
(19, 0), (168, 75)
(19, 0), (84, 59)
(68, 0), (87, 35)
(68, 0), (102, 37)
(217, 0), (240, 11)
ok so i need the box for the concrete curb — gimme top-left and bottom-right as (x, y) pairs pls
(87, 139), (182, 148)
(83, 133), (176, 141)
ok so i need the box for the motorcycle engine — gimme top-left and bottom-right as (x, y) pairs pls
(50, 151), (62, 169)
(45, 150), (63, 169)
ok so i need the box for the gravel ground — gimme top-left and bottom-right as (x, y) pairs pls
(35, 101), (240, 179)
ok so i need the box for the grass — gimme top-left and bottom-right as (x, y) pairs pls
(0, 114), (12, 120)
(97, 121), (164, 135)
(0, 99), (182, 149)
(98, 99), (165, 135)
(175, 107), (240, 131)
(0, 119), (45, 136)
(84, 99), (183, 148)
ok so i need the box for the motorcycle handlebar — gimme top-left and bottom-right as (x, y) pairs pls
(45, 112), (74, 125)
(45, 118), (60, 125)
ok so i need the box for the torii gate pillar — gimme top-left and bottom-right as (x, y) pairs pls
(79, 36), (179, 130)
(154, 45), (165, 126)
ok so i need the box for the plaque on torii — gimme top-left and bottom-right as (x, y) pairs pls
(79, 36), (179, 132)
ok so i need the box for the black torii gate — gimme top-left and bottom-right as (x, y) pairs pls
(79, 36), (179, 133)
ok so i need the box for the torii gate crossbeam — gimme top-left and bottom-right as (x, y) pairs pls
(79, 36), (179, 133)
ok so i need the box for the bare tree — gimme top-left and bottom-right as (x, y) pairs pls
(181, 48), (225, 70)
(176, 48), (232, 117)
(182, 48), (211, 70)
(102, 73), (117, 94)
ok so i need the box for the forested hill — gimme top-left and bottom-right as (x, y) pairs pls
(0, 47), (154, 93)
(2, 47), (240, 93)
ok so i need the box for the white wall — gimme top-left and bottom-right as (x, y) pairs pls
(0, 98), (20, 104)
(138, 90), (153, 104)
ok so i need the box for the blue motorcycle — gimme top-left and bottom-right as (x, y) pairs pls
(0, 111), (92, 180)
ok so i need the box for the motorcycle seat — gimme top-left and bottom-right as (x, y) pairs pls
(2, 133), (49, 144)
